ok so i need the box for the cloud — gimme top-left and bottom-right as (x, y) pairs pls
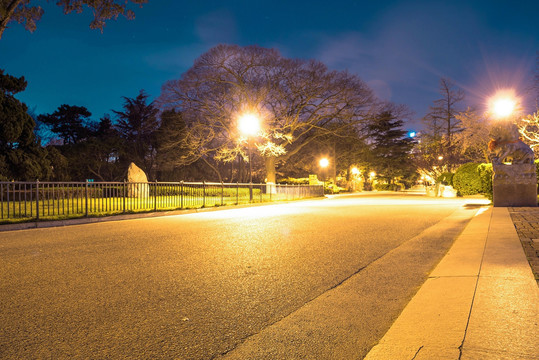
(367, 79), (392, 101)
(195, 9), (238, 44)
(295, 1), (499, 116)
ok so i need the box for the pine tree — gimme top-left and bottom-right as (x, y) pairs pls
(367, 109), (414, 184)
(0, 69), (50, 180)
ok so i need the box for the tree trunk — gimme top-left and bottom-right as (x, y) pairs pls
(265, 156), (276, 183)
(202, 157), (222, 183)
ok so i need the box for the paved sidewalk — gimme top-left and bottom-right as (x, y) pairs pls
(364, 207), (539, 359)
(509, 207), (539, 285)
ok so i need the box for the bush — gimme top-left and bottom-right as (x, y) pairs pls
(374, 183), (401, 191)
(437, 172), (454, 186)
(477, 163), (493, 200)
(453, 163), (483, 196)
(278, 177), (310, 185)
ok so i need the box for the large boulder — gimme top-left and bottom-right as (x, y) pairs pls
(127, 162), (149, 198)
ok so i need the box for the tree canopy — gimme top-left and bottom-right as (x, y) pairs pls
(366, 105), (415, 183)
(0, 0), (148, 39)
(37, 104), (92, 145)
(158, 44), (377, 183)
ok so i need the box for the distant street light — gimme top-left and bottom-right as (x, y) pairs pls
(319, 157), (329, 193)
(319, 158), (329, 168)
(238, 113), (261, 201)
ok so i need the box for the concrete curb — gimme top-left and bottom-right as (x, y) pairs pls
(364, 207), (539, 359)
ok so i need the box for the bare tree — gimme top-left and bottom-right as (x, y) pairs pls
(453, 107), (492, 163)
(518, 111), (539, 155)
(158, 44), (376, 183)
(422, 78), (465, 146)
(420, 78), (465, 170)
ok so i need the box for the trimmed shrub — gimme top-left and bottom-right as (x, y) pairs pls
(278, 177), (310, 185)
(477, 163), (493, 200)
(453, 163), (483, 196)
(437, 172), (454, 186)
(374, 183), (401, 191)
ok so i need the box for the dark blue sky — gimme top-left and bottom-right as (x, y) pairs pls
(1, 0), (537, 129)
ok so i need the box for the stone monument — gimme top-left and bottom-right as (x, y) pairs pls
(488, 122), (536, 207)
(127, 162), (149, 198)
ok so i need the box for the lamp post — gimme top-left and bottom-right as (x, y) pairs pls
(238, 113), (260, 201)
(487, 90), (536, 206)
(319, 157), (329, 194)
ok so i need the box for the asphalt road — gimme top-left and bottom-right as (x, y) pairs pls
(0, 193), (488, 359)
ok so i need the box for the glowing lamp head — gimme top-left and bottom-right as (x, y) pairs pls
(319, 158), (329, 168)
(238, 113), (260, 136)
(492, 98), (516, 118)
(488, 89), (519, 120)
(351, 167), (360, 175)
(369, 171), (376, 178)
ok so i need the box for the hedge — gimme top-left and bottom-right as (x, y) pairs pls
(452, 163), (483, 196)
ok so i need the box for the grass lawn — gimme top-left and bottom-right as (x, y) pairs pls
(0, 187), (314, 224)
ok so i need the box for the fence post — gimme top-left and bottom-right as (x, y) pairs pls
(154, 181), (158, 211)
(260, 184), (262, 202)
(35, 180), (39, 221)
(221, 182), (224, 206)
(269, 183), (272, 202)
(202, 181), (206, 208)
(123, 180), (126, 213)
(85, 179), (89, 217)
(180, 181), (184, 209)
(236, 182), (239, 205)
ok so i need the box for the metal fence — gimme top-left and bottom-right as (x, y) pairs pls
(0, 181), (324, 223)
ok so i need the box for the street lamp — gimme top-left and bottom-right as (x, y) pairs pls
(238, 113), (260, 201)
(488, 89), (519, 120)
(319, 158), (329, 193)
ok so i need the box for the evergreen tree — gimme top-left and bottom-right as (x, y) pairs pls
(0, 69), (50, 180)
(114, 90), (159, 177)
(154, 109), (189, 180)
(366, 108), (414, 184)
(37, 104), (92, 145)
(85, 115), (124, 181)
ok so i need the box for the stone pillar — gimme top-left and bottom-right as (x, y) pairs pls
(489, 122), (536, 207)
(492, 163), (537, 207)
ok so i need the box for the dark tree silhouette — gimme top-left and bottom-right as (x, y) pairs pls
(0, 69), (50, 180)
(114, 90), (159, 177)
(366, 105), (415, 184)
(37, 104), (92, 145)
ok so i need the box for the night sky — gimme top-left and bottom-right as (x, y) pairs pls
(1, 0), (537, 129)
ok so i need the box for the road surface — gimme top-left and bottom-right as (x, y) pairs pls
(0, 193), (488, 359)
